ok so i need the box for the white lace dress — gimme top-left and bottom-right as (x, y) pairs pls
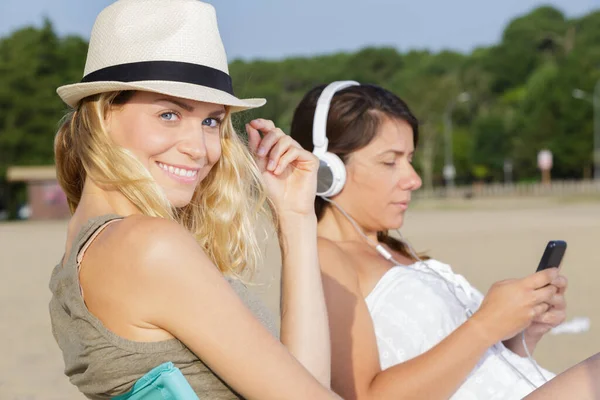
(365, 259), (555, 399)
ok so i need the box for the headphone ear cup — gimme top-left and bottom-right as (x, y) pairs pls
(316, 152), (346, 197)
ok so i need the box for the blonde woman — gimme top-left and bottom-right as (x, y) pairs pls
(49, 1), (338, 399)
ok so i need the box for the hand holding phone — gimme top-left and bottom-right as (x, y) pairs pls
(536, 240), (567, 272)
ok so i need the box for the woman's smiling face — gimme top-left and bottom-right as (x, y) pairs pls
(107, 91), (226, 207)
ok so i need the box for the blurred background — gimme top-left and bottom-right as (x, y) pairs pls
(1, 0), (600, 399)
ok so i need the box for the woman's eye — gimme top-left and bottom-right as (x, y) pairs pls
(383, 161), (396, 167)
(202, 117), (221, 128)
(160, 112), (179, 122)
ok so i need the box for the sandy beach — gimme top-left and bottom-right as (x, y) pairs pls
(1, 197), (599, 399)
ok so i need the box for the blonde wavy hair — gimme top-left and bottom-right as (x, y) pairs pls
(54, 91), (275, 277)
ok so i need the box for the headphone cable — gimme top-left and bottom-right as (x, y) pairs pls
(320, 196), (546, 389)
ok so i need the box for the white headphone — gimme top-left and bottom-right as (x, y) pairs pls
(312, 80), (360, 197)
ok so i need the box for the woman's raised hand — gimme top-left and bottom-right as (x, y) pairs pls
(246, 119), (319, 217)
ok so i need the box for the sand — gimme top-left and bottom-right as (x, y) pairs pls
(1, 197), (599, 399)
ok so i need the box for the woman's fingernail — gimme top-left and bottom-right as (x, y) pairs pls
(257, 147), (266, 156)
(267, 160), (276, 170)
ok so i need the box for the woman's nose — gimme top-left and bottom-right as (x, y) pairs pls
(178, 130), (207, 161)
(399, 165), (422, 191)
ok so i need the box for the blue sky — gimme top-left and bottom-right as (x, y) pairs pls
(0, 0), (598, 61)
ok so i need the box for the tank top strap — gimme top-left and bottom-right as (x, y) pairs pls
(64, 214), (124, 269)
(76, 215), (124, 266)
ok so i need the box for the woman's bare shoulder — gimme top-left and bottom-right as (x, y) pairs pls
(92, 215), (215, 282)
(317, 236), (360, 290)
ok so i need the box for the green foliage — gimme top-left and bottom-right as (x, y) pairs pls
(471, 111), (510, 181)
(472, 165), (489, 181)
(0, 19), (87, 179)
(1, 5), (599, 205)
(482, 6), (568, 93)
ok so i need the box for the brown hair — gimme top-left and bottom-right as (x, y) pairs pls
(290, 84), (420, 260)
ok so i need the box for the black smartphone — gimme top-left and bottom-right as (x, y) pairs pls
(536, 240), (567, 272)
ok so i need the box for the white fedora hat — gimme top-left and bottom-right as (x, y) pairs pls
(57, 0), (265, 112)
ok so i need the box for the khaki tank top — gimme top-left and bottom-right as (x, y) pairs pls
(49, 214), (278, 399)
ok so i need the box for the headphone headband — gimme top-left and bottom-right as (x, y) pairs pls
(312, 80), (360, 156)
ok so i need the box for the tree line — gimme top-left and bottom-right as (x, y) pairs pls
(1, 6), (599, 213)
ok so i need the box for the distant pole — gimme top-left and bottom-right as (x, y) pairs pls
(443, 110), (455, 188)
(537, 150), (553, 185)
(443, 92), (470, 188)
(572, 83), (600, 181)
(593, 80), (600, 181)
(503, 159), (513, 184)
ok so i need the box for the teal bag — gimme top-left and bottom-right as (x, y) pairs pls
(113, 362), (199, 400)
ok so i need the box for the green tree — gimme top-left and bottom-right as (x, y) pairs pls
(3, 3), (600, 213)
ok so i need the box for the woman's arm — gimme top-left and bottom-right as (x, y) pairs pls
(278, 214), (331, 387)
(246, 118), (331, 386)
(130, 217), (338, 400)
(319, 239), (559, 400)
